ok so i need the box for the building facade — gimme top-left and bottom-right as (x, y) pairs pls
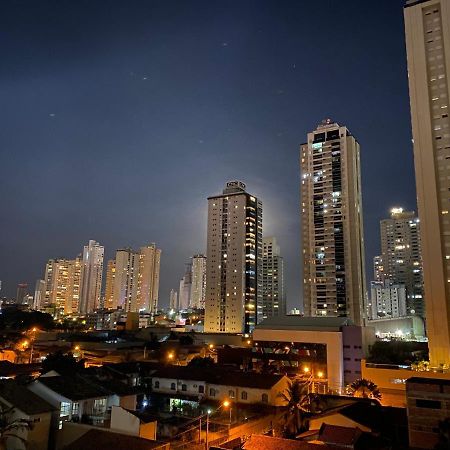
(369, 280), (407, 320)
(261, 237), (285, 320)
(79, 240), (104, 314)
(33, 279), (46, 310)
(112, 249), (140, 312)
(190, 254), (207, 309)
(378, 208), (423, 317)
(16, 283), (28, 304)
(178, 261), (192, 311)
(301, 120), (366, 325)
(104, 259), (116, 310)
(169, 289), (178, 311)
(43, 257), (82, 315)
(204, 181), (263, 334)
(136, 244), (161, 312)
(404, 0), (450, 366)
(109, 244), (161, 312)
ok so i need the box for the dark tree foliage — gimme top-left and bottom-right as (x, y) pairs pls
(0, 308), (54, 331)
(187, 356), (215, 368)
(41, 351), (85, 375)
(367, 340), (428, 365)
(348, 378), (382, 400)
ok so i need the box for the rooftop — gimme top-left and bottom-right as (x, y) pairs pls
(243, 435), (334, 450)
(318, 423), (362, 446)
(0, 380), (55, 415)
(255, 315), (354, 332)
(62, 429), (168, 450)
(36, 373), (139, 401)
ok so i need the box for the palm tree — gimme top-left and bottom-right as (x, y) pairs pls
(348, 378), (382, 400)
(277, 377), (323, 439)
(0, 405), (32, 450)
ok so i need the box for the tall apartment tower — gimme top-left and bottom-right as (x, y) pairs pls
(112, 248), (140, 311)
(378, 208), (423, 316)
(169, 289), (178, 310)
(191, 254), (207, 309)
(301, 120), (366, 325)
(204, 181), (263, 334)
(136, 244), (161, 312)
(261, 237), (285, 320)
(16, 283), (28, 304)
(43, 257), (82, 315)
(104, 259), (116, 310)
(178, 261), (192, 310)
(33, 279), (46, 310)
(79, 240), (104, 314)
(405, 0), (450, 366)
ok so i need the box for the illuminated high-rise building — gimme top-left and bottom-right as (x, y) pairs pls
(112, 248), (140, 312)
(136, 244), (161, 312)
(104, 260), (116, 310)
(79, 240), (104, 314)
(110, 244), (161, 312)
(373, 255), (386, 282)
(43, 257), (82, 315)
(301, 120), (366, 325)
(190, 254), (207, 309)
(261, 237), (285, 320)
(204, 181), (263, 334)
(378, 208), (423, 316)
(404, 0), (450, 365)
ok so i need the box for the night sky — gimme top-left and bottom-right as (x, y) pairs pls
(0, 0), (416, 310)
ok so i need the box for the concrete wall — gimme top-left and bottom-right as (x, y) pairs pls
(152, 375), (289, 406)
(253, 328), (344, 391)
(152, 377), (206, 397)
(110, 406), (140, 436)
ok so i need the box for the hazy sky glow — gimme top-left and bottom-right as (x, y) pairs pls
(0, 0), (416, 309)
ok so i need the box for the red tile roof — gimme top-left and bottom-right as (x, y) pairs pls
(243, 435), (334, 450)
(63, 429), (168, 450)
(318, 424), (363, 446)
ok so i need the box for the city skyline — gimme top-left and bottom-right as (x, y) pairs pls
(0, 0), (416, 310)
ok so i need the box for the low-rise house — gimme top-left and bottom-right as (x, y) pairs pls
(151, 366), (289, 406)
(0, 379), (56, 450)
(28, 372), (140, 428)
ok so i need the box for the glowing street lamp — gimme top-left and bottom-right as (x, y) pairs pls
(222, 400), (232, 424)
(303, 366), (310, 374)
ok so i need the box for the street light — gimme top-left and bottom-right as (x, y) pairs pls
(222, 400), (232, 425)
(303, 366), (310, 374)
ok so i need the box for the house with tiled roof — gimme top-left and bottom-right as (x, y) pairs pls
(28, 372), (141, 428)
(151, 365), (289, 406)
(62, 428), (169, 450)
